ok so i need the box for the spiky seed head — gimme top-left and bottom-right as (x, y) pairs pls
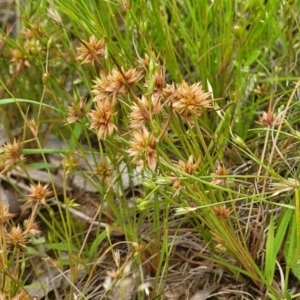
(127, 127), (157, 171)
(76, 35), (106, 65)
(2, 139), (25, 168)
(88, 101), (117, 140)
(212, 205), (232, 219)
(28, 182), (52, 206)
(92, 67), (143, 101)
(0, 203), (15, 224)
(172, 81), (212, 120)
(6, 225), (29, 248)
(129, 95), (162, 129)
(66, 98), (87, 124)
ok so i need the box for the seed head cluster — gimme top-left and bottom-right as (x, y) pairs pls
(129, 95), (162, 129)
(1, 139), (25, 172)
(256, 111), (282, 127)
(6, 225), (29, 248)
(88, 100), (117, 140)
(92, 67), (143, 102)
(127, 127), (157, 171)
(28, 182), (52, 206)
(76, 35), (106, 65)
(212, 205), (232, 219)
(172, 155), (199, 191)
(66, 98), (87, 124)
(67, 36), (213, 175)
(171, 81), (212, 121)
(1, 183), (44, 252)
(0, 203), (15, 224)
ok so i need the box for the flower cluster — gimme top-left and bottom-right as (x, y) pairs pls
(127, 127), (157, 171)
(129, 95), (162, 129)
(88, 100), (117, 139)
(171, 155), (200, 191)
(28, 182), (52, 206)
(169, 81), (212, 121)
(66, 98), (87, 124)
(1, 182), (48, 251)
(72, 35), (213, 172)
(92, 67), (143, 102)
(0, 139), (25, 173)
(76, 35), (106, 65)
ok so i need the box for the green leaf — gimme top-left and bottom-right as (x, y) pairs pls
(245, 50), (261, 67)
(284, 212), (300, 279)
(27, 162), (57, 169)
(264, 215), (275, 284)
(44, 243), (78, 252)
(0, 98), (62, 113)
(88, 230), (107, 259)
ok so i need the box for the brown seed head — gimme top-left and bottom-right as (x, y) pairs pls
(10, 49), (30, 71)
(2, 139), (25, 168)
(76, 35), (106, 65)
(129, 95), (162, 129)
(92, 67), (143, 101)
(6, 225), (29, 248)
(212, 205), (232, 219)
(0, 203), (15, 224)
(257, 111), (282, 127)
(91, 73), (113, 102)
(88, 101), (117, 140)
(128, 127), (157, 171)
(66, 98), (87, 124)
(172, 81), (212, 120)
(172, 155), (199, 190)
(178, 155), (199, 174)
(28, 182), (52, 206)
